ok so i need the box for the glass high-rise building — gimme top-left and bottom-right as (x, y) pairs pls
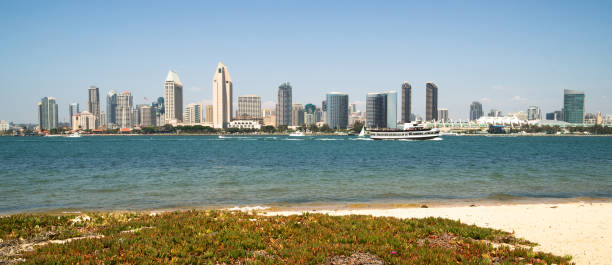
(385, 91), (397, 129)
(291, 104), (305, 126)
(116, 92), (133, 129)
(563, 89), (585, 124)
(165, 70), (183, 125)
(276, 82), (292, 126)
(38, 97), (58, 131)
(527, 106), (541, 121)
(106, 90), (118, 128)
(366, 92), (387, 129)
(425, 82), (438, 121)
(326, 92), (349, 129)
(469, 101), (483, 121)
(401, 82), (412, 123)
(88, 86), (100, 128)
(304, 104), (316, 126)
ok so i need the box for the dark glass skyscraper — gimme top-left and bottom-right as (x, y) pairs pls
(563, 89), (585, 124)
(106, 90), (118, 127)
(326, 92), (349, 129)
(366, 93), (387, 128)
(401, 82), (412, 123)
(469, 101), (483, 121)
(88, 86), (100, 128)
(425, 82), (438, 121)
(276, 82), (292, 126)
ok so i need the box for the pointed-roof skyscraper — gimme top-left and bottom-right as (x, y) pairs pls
(212, 62), (233, 129)
(164, 70), (183, 125)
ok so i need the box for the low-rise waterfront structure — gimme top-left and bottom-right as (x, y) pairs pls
(229, 120), (261, 130)
(72, 111), (96, 131)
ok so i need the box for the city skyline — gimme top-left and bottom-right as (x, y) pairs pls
(2, 1), (612, 123)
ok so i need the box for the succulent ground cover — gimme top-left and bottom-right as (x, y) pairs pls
(0, 210), (572, 264)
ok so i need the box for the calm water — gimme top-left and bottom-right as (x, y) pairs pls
(1, 135), (611, 213)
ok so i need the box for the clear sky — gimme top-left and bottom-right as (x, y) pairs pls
(1, 0), (611, 123)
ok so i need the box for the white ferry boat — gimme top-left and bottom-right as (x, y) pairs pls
(369, 123), (440, 140)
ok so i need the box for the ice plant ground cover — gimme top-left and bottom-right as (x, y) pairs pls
(0, 210), (572, 264)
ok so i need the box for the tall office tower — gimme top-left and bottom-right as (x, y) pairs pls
(527, 106), (541, 121)
(327, 92), (349, 129)
(366, 93), (387, 129)
(205, 105), (213, 123)
(276, 82), (292, 126)
(321, 100), (328, 124)
(88, 86), (100, 128)
(237, 95), (262, 119)
(438, 108), (449, 122)
(69, 103), (79, 127)
(116, 92), (133, 128)
(469, 101), (483, 121)
(212, 62), (232, 128)
(304, 104), (316, 126)
(385, 91), (397, 129)
(139, 106), (156, 127)
(152, 97), (165, 126)
(134, 104), (148, 125)
(425, 82), (438, 121)
(38, 97), (58, 131)
(164, 70), (183, 125)
(401, 82), (412, 123)
(563, 89), (585, 124)
(315, 108), (323, 123)
(291, 104), (305, 126)
(106, 90), (118, 128)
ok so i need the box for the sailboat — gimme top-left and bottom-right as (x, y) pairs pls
(358, 126), (366, 137)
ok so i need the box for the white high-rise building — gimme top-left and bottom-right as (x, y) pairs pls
(527, 106), (541, 121)
(164, 70), (183, 125)
(183, 103), (203, 125)
(116, 92), (133, 129)
(237, 95), (261, 120)
(72, 111), (96, 131)
(212, 62), (233, 129)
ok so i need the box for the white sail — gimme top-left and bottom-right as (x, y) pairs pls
(358, 126), (366, 137)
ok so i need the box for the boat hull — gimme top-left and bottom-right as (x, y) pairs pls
(369, 129), (440, 140)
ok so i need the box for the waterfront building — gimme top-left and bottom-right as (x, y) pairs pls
(229, 120), (261, 130)
(38, 97), (58, 131)
(212, 62), (232, 128)
(348, 112), (363, 128)
(99, 112), (107, 128)
(596, 112), (603, 125)
(304, 104), (316, 126)
(276, 82), (292, 126)
(385, 91), (397, 128)
(563, 89), (585, 124)
(584, 113), (596, 124)
(140, 105), (156, 127)
(69, 103), (79, 127)
(327, 93), (349, 129)
(321, 100), (328, 124)
(366, 92), (386, 129)
(116, 92), (133, 129)
(291, 104), (305, 126)
(315, 108), (323, 123)
(262, 109), (276, 127)
(488, 109), (503, 117)
(438, 108), (449, 122)
(527, 106), (541, 121)
(164, 70), (183, 125)
(425, 82), (438, 121)
(349, 103), (357, 113)
(72, 111), (96, 131)
(237, 95), (262, 120)
(183, 103), (203, 125)
(205, 105), (213, 123)
(0, 120), (9, 132)
(546, 112), (555, 120)
(470, 101), (483, 121)
(88, 86), (100, 128)
(106, 90), (118, 128)
(401, 82), (412, 123)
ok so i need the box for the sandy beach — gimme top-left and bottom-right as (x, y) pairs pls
(267, 201), (612, 265)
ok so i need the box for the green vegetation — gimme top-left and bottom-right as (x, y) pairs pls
(0, 211), (572, 264)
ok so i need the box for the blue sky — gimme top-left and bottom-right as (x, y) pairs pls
(1, 0), (611, 123)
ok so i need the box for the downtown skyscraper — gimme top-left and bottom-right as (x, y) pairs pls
(401, 82), (412, 123)
(116, 92), (133, 129)
(326, 92), (349, 129)
(563, 89), (585, 124)
(164, 70), (183, 125)
(212, 62), (232, 129)
(425, 82), (438, 121)
(106, 90), (118, 128)
(470, 101), (483, 121)
(38, 97), (58, 131)
(237, 95), (262, 119)
(88, 86), (100, 128)
(69, 103), (79, 127)
(276, 82), (292, 126)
